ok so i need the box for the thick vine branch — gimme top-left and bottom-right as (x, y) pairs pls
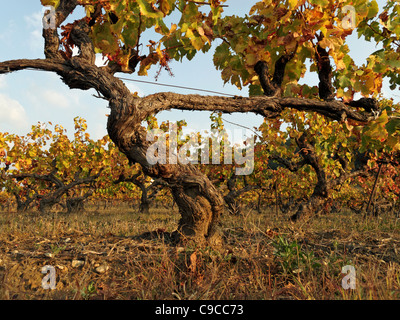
(223, 171), (260, 214)
(0, 57), (379, 124)
(254, 47), (297, 97)
(315, 44), (335, 101)
(295, 133), (328, 198)
(0, 58), (132, 103)
(139, 92), (379, 123)
(43, 0), (78, 59)
(11, 170), (101, 192)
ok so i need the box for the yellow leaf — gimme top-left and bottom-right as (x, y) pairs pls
(186, 29), (204, 50)
(158, 0), (171, 15)
(288, 0), (297, 9)
(335, 59), (346, 70)
(41, 0), (60, 8)
(345, 120), (353, 132)
(197, 26), (205, 37)
(245, 53), (258, 66)
(170, 23), (177, 34)
(85, 5), (95, 18)
(189, 252), (197, 273)
(318, 38), (334, 50)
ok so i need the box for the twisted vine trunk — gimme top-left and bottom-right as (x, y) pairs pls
(107, 109), (224, 245)
(289, 133), (330, 221)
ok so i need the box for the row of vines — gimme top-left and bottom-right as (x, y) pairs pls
(1, 97), (400, 218)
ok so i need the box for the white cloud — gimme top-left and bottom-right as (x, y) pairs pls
(0, 20), (18, 58)
(30, 29), (43, 50)
(24, 10), (42, 29)
(92, 122), (108, 141)
(0, 76), (6, 89)
(24, 11), (44, 52)
(124, 82), (145, 97)
(0, 94), (29, 131)
(41, 89), (70, 109)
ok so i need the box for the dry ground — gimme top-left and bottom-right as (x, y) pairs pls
(1, 205), (400, 300)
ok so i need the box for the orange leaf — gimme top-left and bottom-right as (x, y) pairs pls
(189, 252), (197, 273)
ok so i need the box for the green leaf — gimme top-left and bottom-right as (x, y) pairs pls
(338, 75), (352, 88)
(310, 0), (329, 8)
(213, 42), (230, 69)
(121, 20), (139, 47)
(386, 118), (400, 135)
(136, 0), (164, 19)
(367, 0), (379, 19)
(388, 58), (400, 68)
(249, 84), (264, 96)
(183, 2), (199, 21)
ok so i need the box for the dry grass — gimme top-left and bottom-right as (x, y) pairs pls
(1, 205), (400, 300)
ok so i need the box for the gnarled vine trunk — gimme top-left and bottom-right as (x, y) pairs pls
(106, 102), (224, 245)
(270, 132), (369, 221)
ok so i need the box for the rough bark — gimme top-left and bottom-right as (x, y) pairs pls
(254, 44), (297, 97)
(315, 44), (335, 101)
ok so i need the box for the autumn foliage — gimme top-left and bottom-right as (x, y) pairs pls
(0, 0), (400, 245)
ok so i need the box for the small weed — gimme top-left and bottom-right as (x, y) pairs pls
(272, 235), (320, 275)
(81, 282), (97, 300)
(49, 244), (67, 256)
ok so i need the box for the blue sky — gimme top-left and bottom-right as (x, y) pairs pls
(0, 0), (398, 141)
